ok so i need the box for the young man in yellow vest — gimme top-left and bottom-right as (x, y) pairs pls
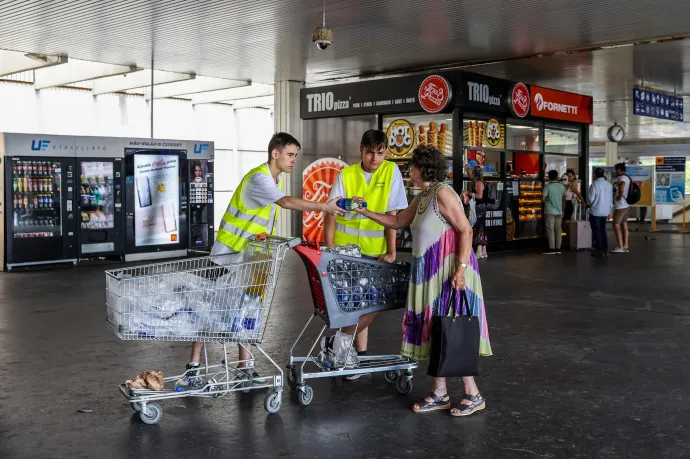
(185, 132), (345, 382)
(323, 129), (408, 380)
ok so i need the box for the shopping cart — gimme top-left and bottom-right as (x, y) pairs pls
(105, 235), (300, 424)
(287, 242), (418, 406)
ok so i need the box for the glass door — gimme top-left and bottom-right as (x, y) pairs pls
(79, 161), (115, 230)
(11, 159), (63, 239)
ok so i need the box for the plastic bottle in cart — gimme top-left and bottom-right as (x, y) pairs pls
(336, 198), (367, 211)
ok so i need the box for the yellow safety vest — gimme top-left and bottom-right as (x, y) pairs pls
(216, 163), (283, 252)
(334, 161), (395, 256)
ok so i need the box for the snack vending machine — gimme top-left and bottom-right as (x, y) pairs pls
(1, 134), (78, 270)
(76, 146), (125, 259)
(187, 154), (214, 252)
(124, 148), (188, 261)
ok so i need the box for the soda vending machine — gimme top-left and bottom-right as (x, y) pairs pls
(75, 139), (125, 259)
(124, 148), (188, 261)
(187, 152), (214, 252)
(0, 133), (78, 270)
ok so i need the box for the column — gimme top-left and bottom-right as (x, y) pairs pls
(273, 80), (304, 238)
(605, 141), (618, 166)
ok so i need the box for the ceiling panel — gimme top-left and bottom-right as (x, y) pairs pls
(1, 0), (690, 85)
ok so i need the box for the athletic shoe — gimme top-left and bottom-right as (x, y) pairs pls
(611, 247), (626, 253)
(184, 363), (200, 377)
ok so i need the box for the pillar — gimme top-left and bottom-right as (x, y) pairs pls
(605, 141), (618, 166)
(273, 80), (304, 238)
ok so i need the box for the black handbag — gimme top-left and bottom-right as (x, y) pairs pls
(427, 289), (480, 377)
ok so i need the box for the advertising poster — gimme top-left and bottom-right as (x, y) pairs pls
(134, 154), (180, 246)
(655, 157), (686, 204)
(302, 158), (348, 242)
(385, 118), (453, 158)
(595, 166), (654, 207)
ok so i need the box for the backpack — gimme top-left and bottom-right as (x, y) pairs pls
(480, 180), (502, 210)
(623, 174), (641, 205)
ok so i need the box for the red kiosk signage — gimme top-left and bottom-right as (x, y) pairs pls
(419, 75), (452, 113)
(511, 83), (530, 118)
(530, 86), (593, 124)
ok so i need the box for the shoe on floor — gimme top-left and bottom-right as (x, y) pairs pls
(542, 251), (558, 255)
(611, 247), (626, 253)
(184, 363), (200, 377)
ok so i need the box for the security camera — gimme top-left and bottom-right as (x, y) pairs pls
(313, 26), (333, 50)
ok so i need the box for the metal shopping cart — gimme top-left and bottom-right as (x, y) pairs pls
(105, 236), (300, 424)
(287, 242), (418, 406)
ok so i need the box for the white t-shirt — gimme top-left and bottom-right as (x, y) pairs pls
(211, 164), (285, 257)
(615, 174), (631, 210)
(328, 163), (408, 212)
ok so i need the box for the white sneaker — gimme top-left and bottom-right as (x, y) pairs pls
(611, 247), (626, 253)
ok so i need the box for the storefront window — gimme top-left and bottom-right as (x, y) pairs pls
(463, 118), (504, 179)
(506, 120), (541, 152)
(544, 125), (580, 155)
(508, 152), (540, 180)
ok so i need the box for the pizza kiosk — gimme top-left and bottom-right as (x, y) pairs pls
(300, 71), (593, 251)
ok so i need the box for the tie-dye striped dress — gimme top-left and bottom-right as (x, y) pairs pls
(401, 183), (492, 360)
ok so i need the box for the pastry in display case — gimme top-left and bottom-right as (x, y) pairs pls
(516, 181), (543, 238)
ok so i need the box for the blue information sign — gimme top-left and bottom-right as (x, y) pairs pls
(633, 88), (684, 122)
(655, 157), (686, 204)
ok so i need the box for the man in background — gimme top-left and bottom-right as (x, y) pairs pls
(587, 167), (614, 258)
(542, 170), (566, 255)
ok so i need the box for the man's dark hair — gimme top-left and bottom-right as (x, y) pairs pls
(594, 167), (605, 178)
(410, 144), (448, 182)
(548, 170), (559, 181)
(615, 162), (626, 172)
(566, 168), (576, 176)
(360, 129), (387, 151)
(268, 132), (301, 161)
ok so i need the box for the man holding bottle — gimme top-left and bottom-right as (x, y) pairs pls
(323, 129), (408, 380)
(184, 132), (345, 383)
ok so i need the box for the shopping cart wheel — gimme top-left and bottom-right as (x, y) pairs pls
(287, 366), (298, 389)
(383, 371), (399, 384)
(396, 377), (413, 395)
(264, 392), (282, 414)
(139, 403), (163, 425)
(298, 385), (313, 406)
(131, 402), (142, 412)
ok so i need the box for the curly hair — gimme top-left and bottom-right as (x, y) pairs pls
(410, 144), (448, 183)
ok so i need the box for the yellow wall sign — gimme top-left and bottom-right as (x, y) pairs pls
(386, 119), (415, 157)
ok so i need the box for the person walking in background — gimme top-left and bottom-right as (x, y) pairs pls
(587, 167), (614, 258)
(322, 129), (408, 380)
(542, 170), (566, 255)
(356, 145), (491, 416)
(612, 163), (631, 253)
(464, 164), (488, 259)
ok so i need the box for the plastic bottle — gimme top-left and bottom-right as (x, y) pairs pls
(336, 198), (367, 211)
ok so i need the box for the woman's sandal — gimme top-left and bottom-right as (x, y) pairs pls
(450, 393), (486, 417)
(412, 393), (451, 413)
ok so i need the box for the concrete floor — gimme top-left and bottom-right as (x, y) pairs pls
(0, 230), (689, 459)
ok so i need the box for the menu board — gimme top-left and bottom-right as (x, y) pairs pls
(134, 153), (180, 246)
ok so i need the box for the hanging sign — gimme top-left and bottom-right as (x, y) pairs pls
(633, 88), (684, 121)
(418, 75), (452, 113)
(510, 83), (530, 118)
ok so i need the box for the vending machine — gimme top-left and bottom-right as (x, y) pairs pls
(124, 148), (188, 261)
(187, 152), (214, 252)
(0, 133), (78, 270)
(75, 138), (125, 259)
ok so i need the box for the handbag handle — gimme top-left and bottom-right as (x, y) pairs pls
(446, 289), (471, 317)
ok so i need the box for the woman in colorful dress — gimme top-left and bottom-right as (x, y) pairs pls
(355, 144), (492, 416)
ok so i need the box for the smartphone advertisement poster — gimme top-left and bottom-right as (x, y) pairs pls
(134, 154), (180, 246)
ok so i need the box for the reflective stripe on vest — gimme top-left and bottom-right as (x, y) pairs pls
(216, 163), (282, 252)
(334, 161), (395, 256)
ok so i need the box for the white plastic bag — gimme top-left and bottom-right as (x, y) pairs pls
(469, 198), (477, 226)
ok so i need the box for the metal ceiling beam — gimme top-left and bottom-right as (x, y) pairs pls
(92, 69), (195, 95)
(34, 59), (137, 90)
(228, 95), (274, 109)
(191, 83), (273, 105)
(0, 50), (66, 77)
(144, 76), (249, 100)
